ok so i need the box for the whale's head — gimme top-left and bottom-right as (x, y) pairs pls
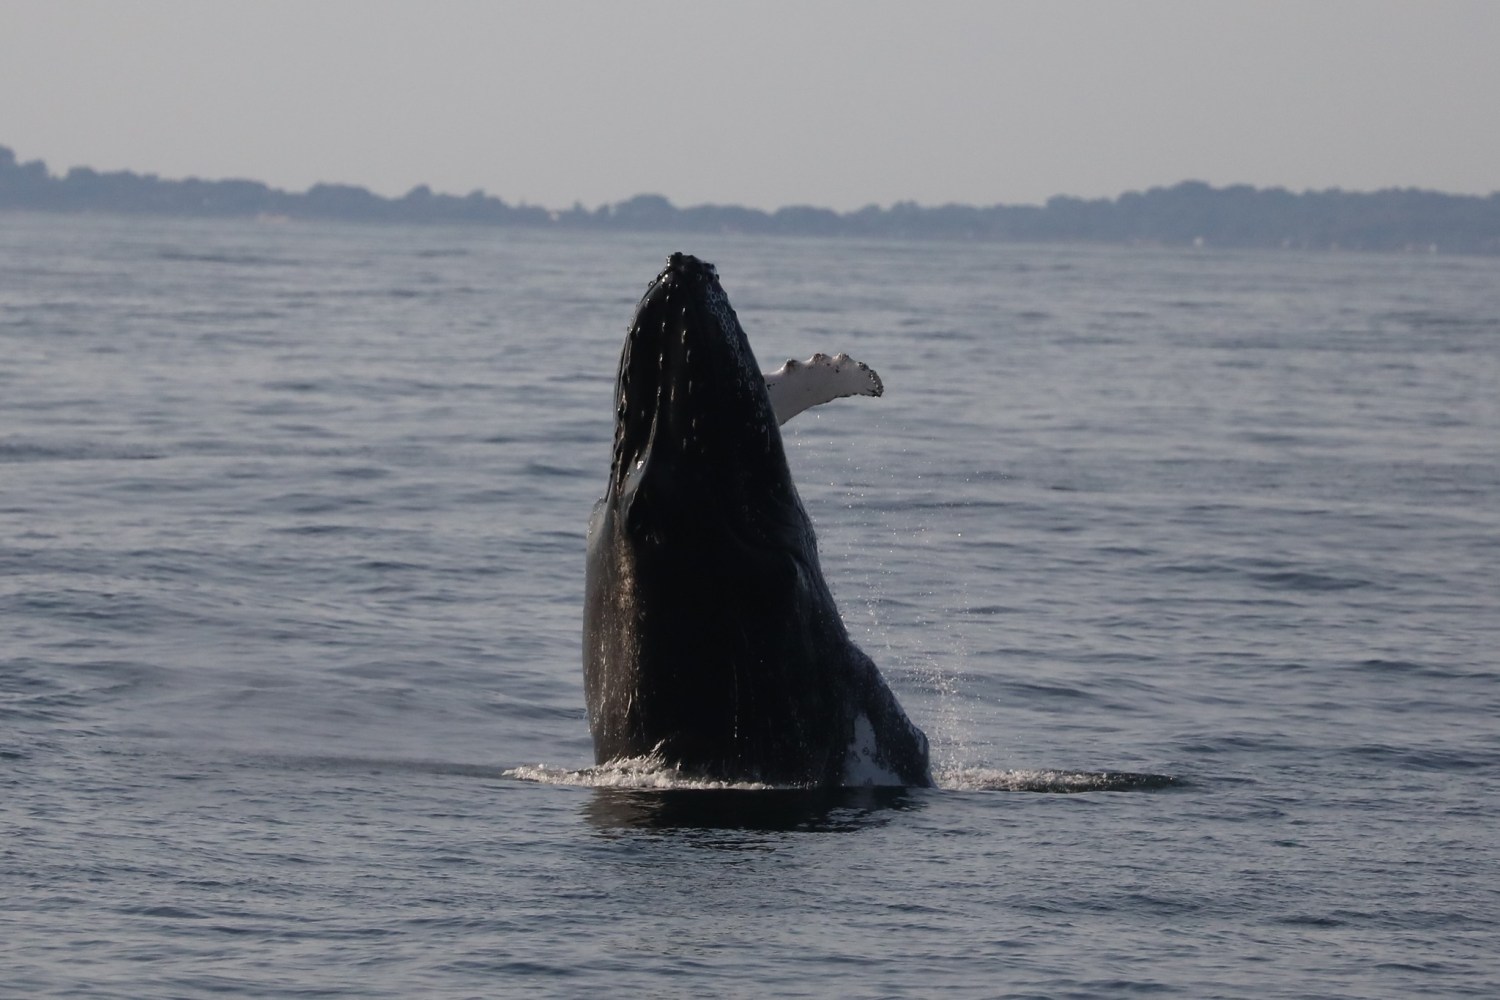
(606, 253), (803, 534)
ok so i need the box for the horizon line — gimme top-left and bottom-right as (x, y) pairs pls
(4, 143), (1496, 216)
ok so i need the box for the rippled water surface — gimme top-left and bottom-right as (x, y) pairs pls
(3, 213), (1498, 998)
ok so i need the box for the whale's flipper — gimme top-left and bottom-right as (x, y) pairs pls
(763, 353), (884, 426)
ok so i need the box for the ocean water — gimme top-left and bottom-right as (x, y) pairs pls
(2, 212), (1498, 998)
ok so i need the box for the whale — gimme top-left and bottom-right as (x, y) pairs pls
(583, 253), (932, 787)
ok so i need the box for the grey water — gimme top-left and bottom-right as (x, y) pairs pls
(2, 211), (1498, 998)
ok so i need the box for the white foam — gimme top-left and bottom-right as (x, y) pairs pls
(935, 766), (1181, 793)
(504, 755), (778, 791)
(506, 761), (1176, 793)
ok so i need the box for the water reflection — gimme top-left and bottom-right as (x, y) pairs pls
(584, 785), (925, 833)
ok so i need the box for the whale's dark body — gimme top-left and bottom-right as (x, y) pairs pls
(583, 253), (931, 787)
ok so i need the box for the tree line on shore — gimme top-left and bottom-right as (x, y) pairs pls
(4, 145), (1497, 254)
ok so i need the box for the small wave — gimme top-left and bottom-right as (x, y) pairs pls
(0, 441), (163, 463)
(1251, 570), (1370, 592)
(156, 249), (291, 266)
(938, 767), (1183, 793)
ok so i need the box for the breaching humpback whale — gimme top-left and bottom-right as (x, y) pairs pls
(583, 253), (932, 787)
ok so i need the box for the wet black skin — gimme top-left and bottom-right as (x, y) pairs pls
(583, 253), (931, 787)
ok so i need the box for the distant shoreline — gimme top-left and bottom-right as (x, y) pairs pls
(4, 145), (1498, 256)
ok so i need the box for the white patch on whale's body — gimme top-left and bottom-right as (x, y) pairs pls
(764, 353), (884, 425)
(842, 713), (907, 787)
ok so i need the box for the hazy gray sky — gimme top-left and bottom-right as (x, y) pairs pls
(3, 0), (1496, 210)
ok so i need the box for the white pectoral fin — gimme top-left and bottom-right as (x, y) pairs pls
(763, 353), (884, 425)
